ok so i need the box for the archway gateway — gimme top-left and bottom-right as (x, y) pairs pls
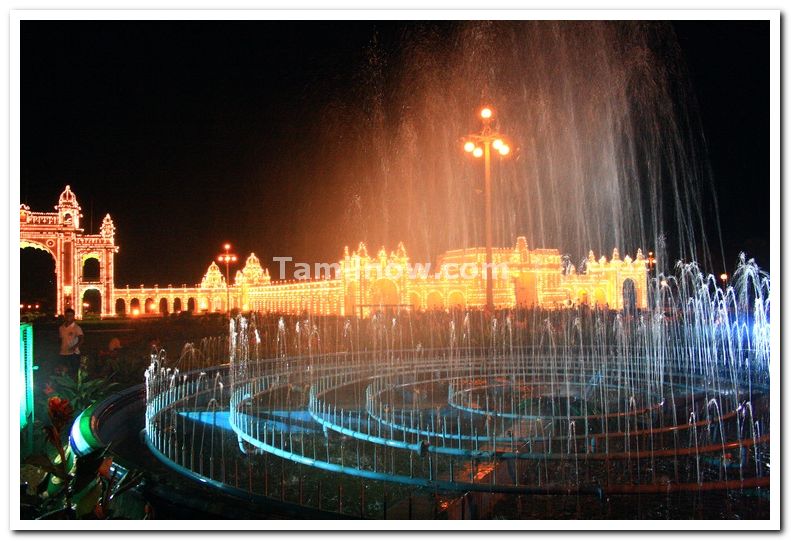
(82, 289), (102, 316)
(369, 278), (400, 307)
(623, 278), (637, 315)
(20, 186), (118, 318)
(20, 245), (57, 312)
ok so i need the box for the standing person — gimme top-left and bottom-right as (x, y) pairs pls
(59, 308), (84, 378)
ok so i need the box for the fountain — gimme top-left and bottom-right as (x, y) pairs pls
(81, 21), (770, 520)
(132, 255), (770, 519)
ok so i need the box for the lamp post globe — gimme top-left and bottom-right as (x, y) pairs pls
(217, 243), (238, 314)
(462, 105), (512, 313)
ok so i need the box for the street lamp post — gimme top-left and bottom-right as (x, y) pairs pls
(462, 106), (511, 313)
(217, 243), (238, 314)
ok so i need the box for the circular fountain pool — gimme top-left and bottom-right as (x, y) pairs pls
(86, 261), (772, 519)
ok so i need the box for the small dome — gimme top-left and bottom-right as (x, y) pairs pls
(200, 261), (226, 289)
(245, 253), (261, 266)
(58, 185), (79, 207)
(241, 253), (268, 285)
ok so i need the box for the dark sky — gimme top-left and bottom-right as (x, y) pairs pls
(19, 20), (769, 305)
(673, 21), (769, 270)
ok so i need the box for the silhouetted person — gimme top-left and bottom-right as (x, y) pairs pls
(58, 308), (84, 377)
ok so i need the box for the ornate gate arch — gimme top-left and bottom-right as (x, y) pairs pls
(20, 186), (119, 318)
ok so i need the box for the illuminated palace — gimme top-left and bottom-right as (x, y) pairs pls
(114, 239), (649, 317)
(22, 187), (648, 318)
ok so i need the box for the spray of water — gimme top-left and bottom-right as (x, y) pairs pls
(306, 21), (722, 272)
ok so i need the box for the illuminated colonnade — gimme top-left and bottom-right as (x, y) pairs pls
(117, 238), (648, 317)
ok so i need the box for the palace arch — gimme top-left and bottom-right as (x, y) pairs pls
(369, 278), (400, 307)
(20, 242), (57, 312)
(426, 291), (444, 310)
(577, 289), (590, 306)
(82, 288), (102, 316)
(623, 278), (637, 315)
(447, 291), (466, 310)
(20, 186), (118, 317)
(81, 256), (100, 282)
(594, 288), (607, 307)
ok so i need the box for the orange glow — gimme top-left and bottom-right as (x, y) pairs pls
(498, 145), (510, 156)
(480, 107), (493, 120)
(474, 463), (495, 480)
(463, 141), (475, 153)
(492, 138), (503, 150)
(472, 147), (483, 158)
(224, 243), (231, 250)
(131, 308), (139, 316)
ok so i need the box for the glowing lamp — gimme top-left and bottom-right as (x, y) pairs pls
(492, 139), (503, 150)
(131, 308), (139, 316)
(83, 302), (90, 308)
(463, 141), (475, 153)
(498, 145), (510, 156)
(224, 243), (231, 250)
(720, 273), (728, 283)
(480, 107), (493, 120)
(472, 147), (484, 158)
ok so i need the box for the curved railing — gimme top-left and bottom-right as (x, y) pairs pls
(144, 342), (770, 506)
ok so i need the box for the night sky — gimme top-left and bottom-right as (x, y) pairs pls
(19, 20), (769, 308)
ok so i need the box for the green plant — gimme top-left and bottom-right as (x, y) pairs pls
(50, 369), (119, 414)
